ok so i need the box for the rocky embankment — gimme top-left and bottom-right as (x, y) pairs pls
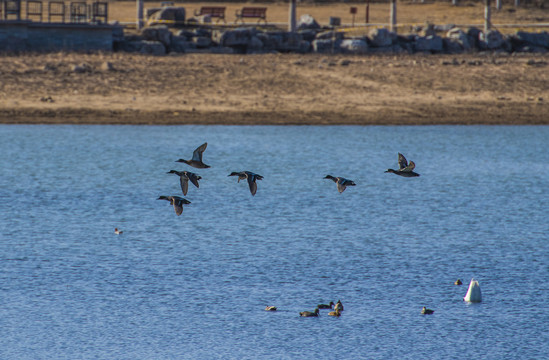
(117, 14), (549, 55)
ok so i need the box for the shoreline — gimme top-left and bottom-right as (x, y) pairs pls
(1, 53), (548, 125)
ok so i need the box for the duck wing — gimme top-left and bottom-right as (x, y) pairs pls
(401, 160), (416, 172)
(171, 196), (190, 216)
(186, 171), (201, 188)
(179, 176), (189, 196)
(398, 153), (409, 170)
(247, 176), (258, 196)
(192, 142), (208, 162)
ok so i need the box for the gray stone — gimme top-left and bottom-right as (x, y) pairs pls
(212, 28), (254, 47)
(297, 14), (320, 30)
(368, 28), (395, 47)
(443, 38), (465, 54)
(414, 35), (443, 53)
(340, 38), (368, 54)
(146, 6), (185, 27)
(479, 30), (505, 50)
(141, 25), (172, 47)
(140, 41), (166, 55)
(192, 36), (212, 48)
(516, 31), (549, 49)
(316, 31), (344, 41)
(447, 28), (471, 51)
(312, 39), (341, 53)
(298, 29), (318, 42)
(249, 36), (264, 51)
(119, 40), (145, 53)
(277, 32), (303, 52)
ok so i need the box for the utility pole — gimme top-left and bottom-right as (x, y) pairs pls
(390, 0), (397, 33)
(137, 0), (144, 30)
(484, 0), (491, 33)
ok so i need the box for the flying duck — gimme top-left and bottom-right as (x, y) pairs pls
(317, 301), (335, 309)
(265, 306), (277, 311)
(299, 308), (320, 317)
(328, 309), (341, 317)
(334, 300), (344, 312)
(157, 195), (191, 216)
(175, 142), (210, 169)
(421, 306), (434, 315)
(114, 228), (123, 235)
(385, 153), (420, 177)
(167, 170), (201, 196)
(228, 171), (264, 196)
(324, 175), (356, 193)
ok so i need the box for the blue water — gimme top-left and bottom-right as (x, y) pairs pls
(1, 125), (548, 359)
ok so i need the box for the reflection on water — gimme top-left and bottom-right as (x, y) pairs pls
(0, 125), (548, 359)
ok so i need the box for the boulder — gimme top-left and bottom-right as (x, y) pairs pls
(141, 25), (172, 47)
(467, 27), (482, 49)
(316, 31), (344, 41)
(192, 36), (212, 48)
(248, 36), (264, 52)
(340, 38), (368, 54)
(298, 29), (318, 42)
(170, 36), (192, 53)
(368, 28), (395, 47)
(297, 14), (320, 30)
(212, 28), (255, 47)
(479, 29), (505, 50)
(447, 28), (471, 51)
(414, 35), (444, 53)
(140, 41), (166, 55)
(443, 38), (465, 54)
(515, 31), (549, 49)
(312, 39), (342, 54)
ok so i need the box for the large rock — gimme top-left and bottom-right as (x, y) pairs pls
(139, 41), (166, 55)
(312, 39), (342, 53)
(447, 28), (471, 51)
(170, 36), (192, 53)
(141, 25), (172, 47)
(515, 31), (549, 49)
(340, 38), (368, 54)
(192, 36), (212, 48)
(368, 28), (395, 47)
(297, 14), (320, 30)
(479, 29), (505, 50)
(443, 38), (465, 54)
(316, 31), (344, 41)
(212, 28), (255, 47)
(414, 35), (443, 53)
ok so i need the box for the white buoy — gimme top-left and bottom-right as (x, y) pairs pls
(463, 278), (482, 302)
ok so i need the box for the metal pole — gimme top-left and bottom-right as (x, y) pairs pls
(289, 0), (296, 32)
(366, 0), (369, 24)
(514, 0), (520, 7)
(452, 0), (458, 5)
(484, 0), (491, 33)
(136, 0), (144, 30)
(496, 0), (502, 10)
(390, 0), (397, 33)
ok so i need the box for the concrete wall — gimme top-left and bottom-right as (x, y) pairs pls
(0, 21), (121, 51)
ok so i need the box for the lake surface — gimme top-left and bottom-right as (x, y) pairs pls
(1, 125), (548, 359)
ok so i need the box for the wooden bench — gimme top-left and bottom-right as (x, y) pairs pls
(234, 7), (267, 24)
(194, 6), (226, 23)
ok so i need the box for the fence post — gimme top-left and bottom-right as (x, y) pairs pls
(390, 0), (397, 33)
(136, 0), (143, 30)
(484, 0), (491, 33)
(496, 0), (502, 10)
(289, 0), (296, 32)
(514, 0), (520, 6)
(452, 0), (458, 5)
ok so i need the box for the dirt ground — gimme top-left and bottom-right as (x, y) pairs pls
(1, 52), (547, 125)
(1, 2), (548, 125)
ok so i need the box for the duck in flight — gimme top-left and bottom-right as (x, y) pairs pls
(324, 175), (356, 193)
(167, 170), (201, 196)
(157, 195), (191, 216)
(228, 171), (264, 196)
(385, 153), (420, 177)
(175, 142), (210, 169)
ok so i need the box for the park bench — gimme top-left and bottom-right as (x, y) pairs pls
(234, 7), (267, 24)
(194, 6), (226, 23)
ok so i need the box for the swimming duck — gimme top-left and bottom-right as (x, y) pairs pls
(328, 309), (341, 317)
(454, 279), (463, 285)
(265, 306), (277, 311)
(114, 228), (123, 235)
(334, 300), (344, 312)
(228, 171), (264, 196)
(421, 306), (434, 315)
(324, 175), (356, 193)
(157, 195), (191, 216)
(175, 142), (210, 169)
(299, 308), (320, 317)
(385, 153), (420, 177)
(317, 301), (335, 309)
(167, 170), (201, 196)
